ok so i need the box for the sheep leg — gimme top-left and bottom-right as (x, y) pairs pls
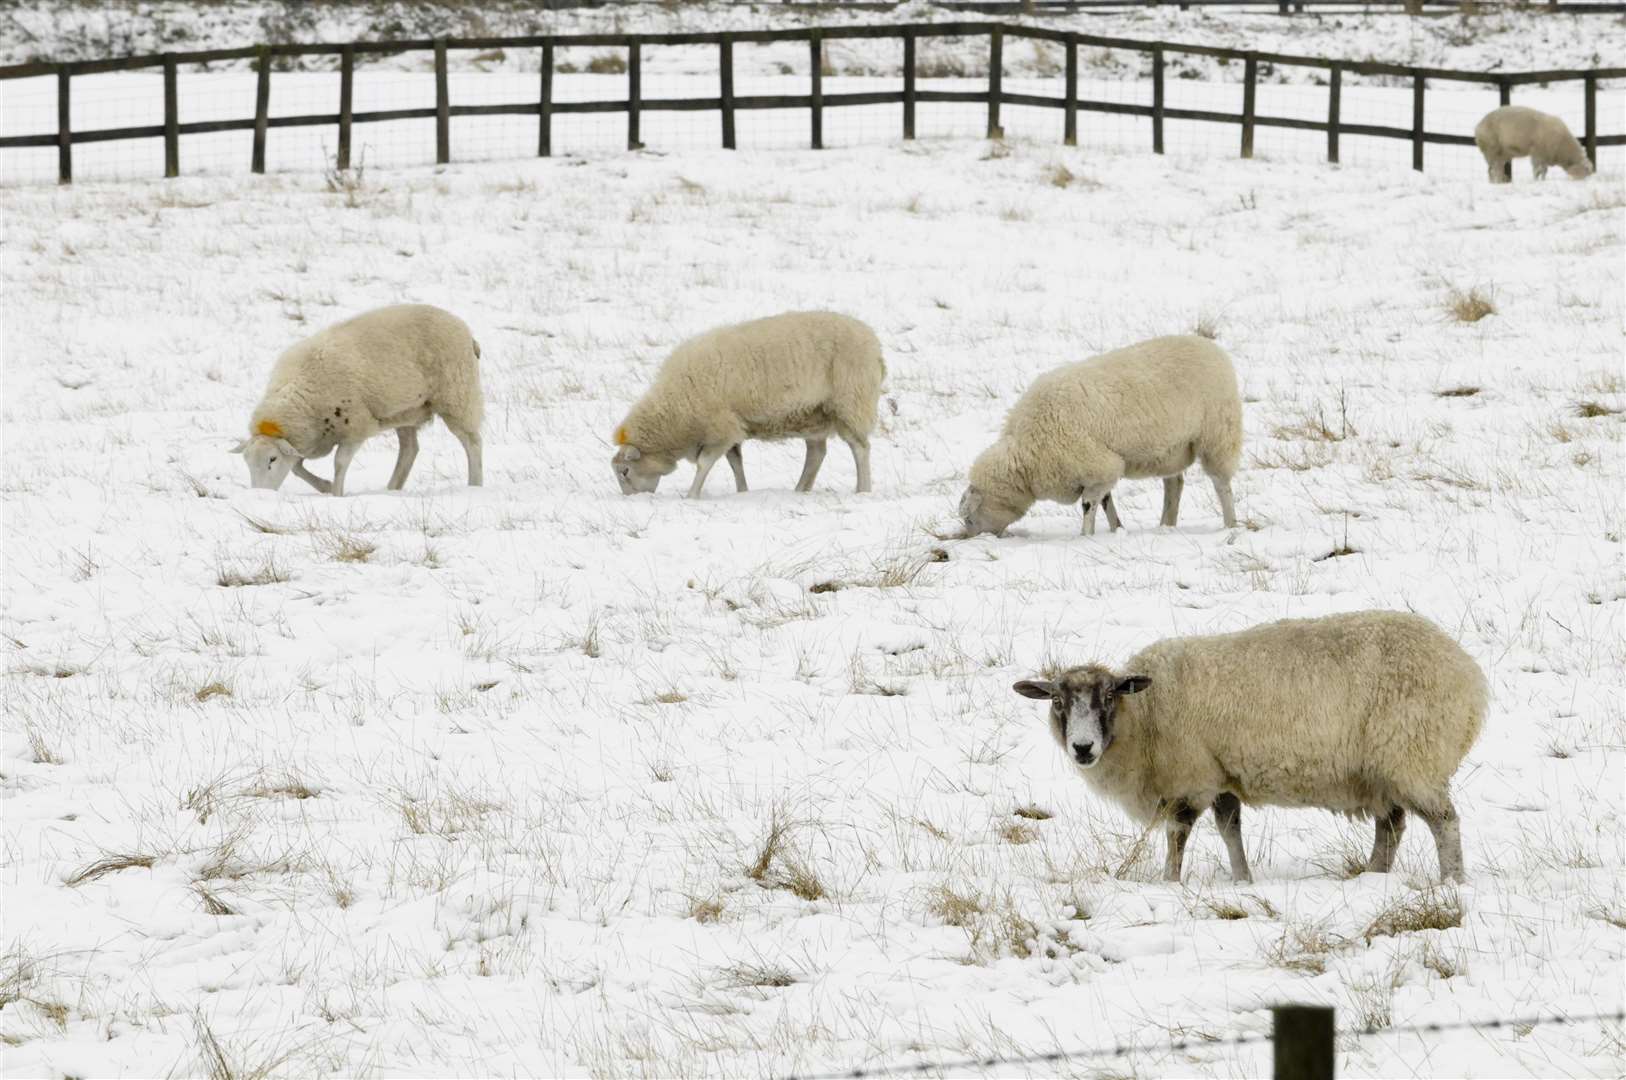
(331, 442), (357, 497)
(1210, 473), (1237, 528)
(726, 445), (748, 492)
(1413, 798), (1466, 883)
(443, 421), (483, 487)
(1212, 793), (1252, 884)
(1101, 492), (1123, 532)
(1163, 800), (1201, 883)
(1080, 499), (1097, 536)
(844, 435), (872, 494)
(387, 426), (419, 490)
(1367, 805), (1406, 874)
(292, 461), (332, 494)
(794, 438), (827, 492)
(687, 446), (726, 499)
(1532, 157), (1549, 180)
(1160, 474), (1184, 527)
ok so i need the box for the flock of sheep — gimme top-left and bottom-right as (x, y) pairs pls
(231, 102), (1593, 886)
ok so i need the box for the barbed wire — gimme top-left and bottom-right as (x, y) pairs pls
(779, 1007), (1626, 1080)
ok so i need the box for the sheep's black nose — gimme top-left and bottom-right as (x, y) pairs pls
(1072, 742), (1095, 764)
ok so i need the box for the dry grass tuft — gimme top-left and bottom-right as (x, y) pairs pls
(65, 852), (157, 887)
(687, 895), (725, 924)
(1363, 886), (1464, 942)
(1575, 400), (1622, 419)
(1446, 286), (1496, 323)
(316, 528), (377, 564)
(1263, 919), (1342, 975)
(1013, 805), (1053, 821)
(216, 553), (289, 588)
(1436, 385), (1480, 398)
(194, 681), (233, 703)
(927, 884), (985, 928)
(1193, 310), (1223, 340)
(999, 822), (1038, 845)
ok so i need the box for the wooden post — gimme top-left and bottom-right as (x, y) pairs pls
(1497, 78), (1511, 180)
(434, 39), (449, 165)
(1151, 45), (1165, 154)
(56, 63), (71, 183)
(1584, 73), (1597, 169)
(987, 25), (1003, 140)
(163, 54), (179, 178)
(628, 38), (642, 150)
(1272, 1006), (1334, 1080)
(338, 44), (354, 170)
(1411, 70), (1425, 171)
(1063, 35), (1077, 146)
(538, 41), (553, 157)
(902, 30), (916, 141)
(720, 34), (736, 149)
(809, 29), (823, 150)
(252, 46), (270, 174)
(1240, 54), (1257, 159)
(1327, 62), (1340, 164)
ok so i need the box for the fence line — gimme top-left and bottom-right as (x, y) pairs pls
(3, 22), (1623, 184)
(777, 1005), (1626, 1080)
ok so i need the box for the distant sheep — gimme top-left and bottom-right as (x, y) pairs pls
(1474, 105), (1593, 183)
(234, 304), (483, 497)
(611, 311), (885, 498)
(1013, 610), (1488, 883)
(960, 335), (1241, 538)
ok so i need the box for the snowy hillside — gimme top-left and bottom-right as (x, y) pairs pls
(3, 130), (1623, 1077)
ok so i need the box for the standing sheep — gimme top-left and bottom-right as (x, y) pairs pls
(611, 311), (885, 498)
(959, 335), (1241, 538)
(1013, 611), (1488, 883)
(234, 304), (484, 497)
(1474, 105), (1593, 183)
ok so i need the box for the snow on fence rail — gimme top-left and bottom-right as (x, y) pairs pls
(2, 21), (1622, 185)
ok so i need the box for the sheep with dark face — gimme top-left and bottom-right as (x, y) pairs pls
(1014, 611), (1487, 883)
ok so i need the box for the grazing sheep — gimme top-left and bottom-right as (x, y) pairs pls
(234, 304), (483, 497)
(959, 335), (1241, 538)
(1474, 105), (1593, 183)
(1013, 611), (1487, 883)
(611, 310), (885, 498)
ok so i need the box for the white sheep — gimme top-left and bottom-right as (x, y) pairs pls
(233, 304), (484, 497)
(959, 335), (1241, 538)
(1474, 105), (1593, 183)
(611, 310), (885, 498)
(1013, 610), (1488, 883)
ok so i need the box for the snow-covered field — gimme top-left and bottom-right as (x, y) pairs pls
(3, 127), (1623, 1077)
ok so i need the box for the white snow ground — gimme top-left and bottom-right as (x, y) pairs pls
(2, 73), (1624, 1080)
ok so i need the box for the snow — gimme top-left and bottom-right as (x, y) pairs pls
(2, 11), (1625, 1080)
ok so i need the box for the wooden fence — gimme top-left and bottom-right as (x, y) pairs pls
(2, 22), (1621, 184)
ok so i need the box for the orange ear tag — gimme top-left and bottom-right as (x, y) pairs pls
(257, 420), (283, 438)
(613, 426), (628, 446)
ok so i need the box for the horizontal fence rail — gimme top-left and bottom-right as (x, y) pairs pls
(3, 22), (1622, 184)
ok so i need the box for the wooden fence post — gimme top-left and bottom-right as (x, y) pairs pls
(1584, 73), (1597, 169)
(1152, 45), (1165, 154)
(434, 39), (449, 164)
(987, 25), (1003, 140)
(252, 46), (270, 174)
(809, 29), (823, 150)
(1063, 34), (1077, 146)
(1272, 1006), (1334, 1080)
(338, 44), (354, 170)
(538, 41), (553, 157)
(1497, 78), (1511, 179)
(163, 54), (179, 178)
(1240, 53), (1257, 159)
(56, 64), (71, 184)
(1411, 70), (1424, 171)
(903, 29), (916, 141)
(628, 38), (642, 150)
(1326, 62), (1340, 164)
(720, 34), (736, 149)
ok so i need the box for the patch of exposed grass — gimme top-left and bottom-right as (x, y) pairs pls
(216, 553), (290, 588)
(65, 852), (157, 887)
(1575, 400), (1622, 419)
(1446, 286), (1496, 323)
(1013, 805), (1053, 821)
(1363, 886), (1464, 942)
(1436, 385), (1480, 398)
(194, 681), (233, 703)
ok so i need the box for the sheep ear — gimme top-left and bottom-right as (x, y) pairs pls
(230, 439), (249, 455)
(275, 437), (297, 456)
(1116, 675), (1151, 695)
(1013, 680), (1058, 700)
(622, 445), (641, 461)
